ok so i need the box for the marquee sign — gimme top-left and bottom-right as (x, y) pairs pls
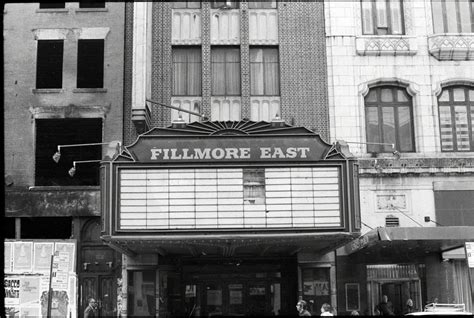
(127, 137), (328, 163)
(120, 121), (343, 163)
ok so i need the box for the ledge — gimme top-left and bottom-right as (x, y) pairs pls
(358, 156), (474, 176)
(73, 88), (107, 93)
(428, 33), (474, 60)
(75, 8), (108, 13)
(355, 35), (418, 56)
(35, 9), (68, 13)
(32, 89), (64, 94)
(131, 105), (152, 135)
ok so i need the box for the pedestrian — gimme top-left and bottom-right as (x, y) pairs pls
(350, 310), (359, 316)
(84, 297), (98, 318)
(320, 303), (333, 316)
(378, 295), (395, 316)
(405, 298), (415, 314)
(296, 300), (311, 316)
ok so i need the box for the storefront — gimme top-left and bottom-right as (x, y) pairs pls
(100, 120), (361, 316)
(337, 227), (474, 315)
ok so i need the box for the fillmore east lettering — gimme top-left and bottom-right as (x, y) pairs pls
(150, 147), (311, 160)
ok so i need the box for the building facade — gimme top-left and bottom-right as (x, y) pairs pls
(325, 0), (474, 315)
(4, 2), (125, 317)
(111, 1), (361, 317)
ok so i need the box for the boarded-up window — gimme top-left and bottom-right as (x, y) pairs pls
(77, 39), (104, 88)
(36, 40), (64, 89)
(434, 190), (474, 226)
(35, 118), (102, 186)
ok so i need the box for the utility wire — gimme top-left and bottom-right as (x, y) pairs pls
(391, 205), (424, 227)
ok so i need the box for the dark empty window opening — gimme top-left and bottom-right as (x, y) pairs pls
(4, 217), (16, 239)
(79, 1), (106, 8)
(35, 118), (103, 186)
(21, 217), (72, 239)
(36, 40), (64, 89)
(39, 3), (66, 9)
(211, 1), (239, 9)
(385, 215), (400, 227)
(77, 39), (104, 88)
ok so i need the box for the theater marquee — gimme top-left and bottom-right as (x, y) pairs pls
(100, 121), (360, 254)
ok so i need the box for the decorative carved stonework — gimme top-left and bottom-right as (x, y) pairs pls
(376, 194), (407, 212)
(428, 34), (474, 61)
(355, 36), (417, 56)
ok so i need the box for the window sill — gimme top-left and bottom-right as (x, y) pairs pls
(32, 88), (64, 94)
(355, 35), (418, 56)
(28, 186), (100, 191)
(35, 8), (68, 13)
(75, 8), (108, 13)
(73, 88), (107, 93)
(428, 33), (474, 60)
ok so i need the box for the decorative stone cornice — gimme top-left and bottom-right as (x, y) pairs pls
(355, 35), (418, 56)
(358, 157), (474, 176)
(428, 34), (474, 60)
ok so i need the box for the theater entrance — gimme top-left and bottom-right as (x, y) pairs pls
(184, 274), (282, 316)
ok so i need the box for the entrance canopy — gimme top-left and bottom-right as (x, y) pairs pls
(343, 226), (474, 259)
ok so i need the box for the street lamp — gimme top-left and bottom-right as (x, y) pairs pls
(52, 141), (122, 163)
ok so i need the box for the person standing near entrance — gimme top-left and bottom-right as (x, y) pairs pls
(84, 298), (98, 318)
(296, 300), (311, 316)
(320, 303), (334, 316)
(405, 299), (415, 314)
(378, 295), (395, 316)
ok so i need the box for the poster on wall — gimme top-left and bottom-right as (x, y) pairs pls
(5, 277), (21, 306)
(314, 281), (330, 296)
(19, 276), (41, 305)
(54, 242), (75, 273)
(5, 242), (12, 273)
(20, 306), (40, 317)
(40, 290), (70, 318)
(303, 282), (315, 296)
(33, 242), (54, 272)
(13, 242), (33, 273)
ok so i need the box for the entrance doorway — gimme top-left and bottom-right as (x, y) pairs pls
(367, 264), (424, 315)
(80, 274), (116, 317)
(184, 276), (281, 316)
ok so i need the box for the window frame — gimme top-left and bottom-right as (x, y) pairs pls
(437, 86), (474, 152)
(172, 46), (202, 96)
(39, 3), (66, 9)
(172, 1), (201, 9)
(364, 86), (416, 153)
(36, 40), (64, 89)
(431, 0), (474, 33)
(77, 39), (105, 89)
(211, 1), (239, 9)
(248, 1), (277, 9)
(360, 0), (405, 35)
(79, 1), (106, 9)
(249, 46), (280, 96)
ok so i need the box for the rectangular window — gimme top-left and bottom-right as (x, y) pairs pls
(431, 0), (474, 33)
(172, 47), (202, 96)
(39, 3), (65, 9)
(361, 0), (404, 35)
(211, 47), (241, 96)
(79, 1), (106, 8)
(172, 1), (201, 9)
(36, 40), (64, 89)
(35, 118), (102, 186)
(77, 39), (104, 88)
(243, 169), (265, 205)
(211, 1), (239, 9)
(249, 1), (277, 9)
(250, 47), (280, 96)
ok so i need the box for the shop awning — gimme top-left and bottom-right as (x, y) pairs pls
(343, 226), (474, 257)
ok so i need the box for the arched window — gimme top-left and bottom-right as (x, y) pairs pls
(365, 86), (415, 153)
(438, 86), (474, 152)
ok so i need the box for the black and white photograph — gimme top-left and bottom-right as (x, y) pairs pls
(3, 1), (474, 317)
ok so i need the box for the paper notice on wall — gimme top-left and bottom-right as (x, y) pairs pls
(13, 242), (33, 273)
(33, 242), (54, 272)
(303, 282), (315, 295)
(207, 290), (222, 306)
(466, 242), (474, 268)
(20, 306), (40, 318)
(20, 276), (41, 305)
(229, 290), (242, 305)
(5, 242), (12, 273)
(5, 277), (21, 305)
(54, 243), (75, 273)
